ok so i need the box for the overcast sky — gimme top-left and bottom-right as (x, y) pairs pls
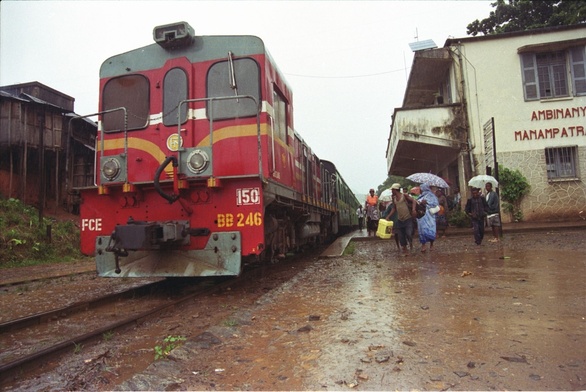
(0, 0), (493, 197)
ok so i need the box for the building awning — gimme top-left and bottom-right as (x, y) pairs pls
(517, 37), (586, 53)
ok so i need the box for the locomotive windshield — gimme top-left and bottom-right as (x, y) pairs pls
(163, 68), (188, 126)
(102, 75), (150, 132)
(207, 57), (260, 120)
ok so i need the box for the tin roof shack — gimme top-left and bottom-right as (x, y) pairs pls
(0, 82), (96, 216)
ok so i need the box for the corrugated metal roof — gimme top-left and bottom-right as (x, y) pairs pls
(20, 92), (66, 111)
(0, 90), (29, 102)
(1, 89), (96, 130)
(64, 112), (98, 127)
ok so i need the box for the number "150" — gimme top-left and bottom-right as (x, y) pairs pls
(217, 212), (262, 228)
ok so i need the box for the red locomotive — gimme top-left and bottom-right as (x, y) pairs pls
(77, 22), (359, 277)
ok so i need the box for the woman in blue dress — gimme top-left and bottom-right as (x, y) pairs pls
(416, 183), (439, 252)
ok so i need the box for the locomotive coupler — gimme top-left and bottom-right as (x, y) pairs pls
(105, 218), (191, 272)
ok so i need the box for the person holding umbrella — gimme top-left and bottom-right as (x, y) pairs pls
(485, 182), (501, 242)
(465, 187), (489, 245)
(416, 183), (439, 252)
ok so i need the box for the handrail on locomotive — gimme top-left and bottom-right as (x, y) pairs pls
(176, 95), (262, 182)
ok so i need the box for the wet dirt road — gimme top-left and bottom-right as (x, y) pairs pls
(3, 229), (584, 391)
(116, 230), (585, 391)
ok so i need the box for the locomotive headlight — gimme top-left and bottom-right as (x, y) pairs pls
(102, 158), (121, 180)
(187, 149), (209, 174)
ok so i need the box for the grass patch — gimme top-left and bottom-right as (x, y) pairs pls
(223, 318), (239, 327)
(343, 241), (355, 256)
(0, 197), (83, 268)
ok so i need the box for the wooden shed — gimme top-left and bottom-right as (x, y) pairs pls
(0, 82), (96, 215)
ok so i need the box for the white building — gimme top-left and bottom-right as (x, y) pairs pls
(386, 24), (586, 222)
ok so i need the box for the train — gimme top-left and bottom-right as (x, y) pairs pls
(77, 21), (360, 278)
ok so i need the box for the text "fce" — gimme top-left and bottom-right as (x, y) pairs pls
(82, 218), (102, 231)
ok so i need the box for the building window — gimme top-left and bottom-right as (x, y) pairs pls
(521, 46), (586, 100)
(545, 146), (578, 180)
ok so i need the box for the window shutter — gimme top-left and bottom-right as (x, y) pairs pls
(521, 53), (538, 100)
(570, 46), (586, 96)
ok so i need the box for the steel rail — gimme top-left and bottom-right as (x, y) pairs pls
(0, 276), (232, 383)
(0, 280), (164, 333)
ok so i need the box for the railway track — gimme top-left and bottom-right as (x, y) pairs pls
(0, 247), (324, 390)
(0, 270), (96, 291)
(0, 276), (231, 384)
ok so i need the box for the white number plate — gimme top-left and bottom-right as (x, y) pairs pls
(236, 187), (261, 206)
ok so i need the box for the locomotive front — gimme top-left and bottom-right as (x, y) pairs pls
(79, 22), (277, 277)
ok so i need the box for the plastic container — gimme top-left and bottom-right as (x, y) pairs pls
(376, 219), (393, 239)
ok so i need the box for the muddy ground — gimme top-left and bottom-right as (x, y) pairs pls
(3, 229), (586, 391)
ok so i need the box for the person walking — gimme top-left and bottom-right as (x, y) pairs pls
(356, 205), (365, 231)
(366, 188), (378, 208)
(385, 183), (417, 256)
(485, 182), (501, 242)
(465, 187), (489, 245)
(416, 183), (439, 252)
(365, 188), (379, 237)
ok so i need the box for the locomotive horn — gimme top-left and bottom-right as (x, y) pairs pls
(154, 156), (180, 204)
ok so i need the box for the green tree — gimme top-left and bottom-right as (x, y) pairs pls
(377, 175), (404, 195)
(467, 0), (586, 36)
(499, 166), (531, 222)
(376, 175), (420, 196)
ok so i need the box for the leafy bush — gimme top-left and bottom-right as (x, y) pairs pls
(499, 167), (530, 222)
(0, 197), (82, 267)
(448, 209), (471, 228)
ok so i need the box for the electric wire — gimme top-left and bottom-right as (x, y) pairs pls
(285, 66), (410, 79)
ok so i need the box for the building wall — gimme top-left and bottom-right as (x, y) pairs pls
(453, 26), (586, 222)
(499, 148), (586, 221)
(0, 88), (96, 214)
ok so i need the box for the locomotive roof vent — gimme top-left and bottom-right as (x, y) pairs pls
(153, 21), (194, 49)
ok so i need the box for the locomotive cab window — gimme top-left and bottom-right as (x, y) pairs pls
(206, 57), (260, 120)
(273, 87), (288, 143)
(163, 68), (188, 126)
(102, 75), (150, 132)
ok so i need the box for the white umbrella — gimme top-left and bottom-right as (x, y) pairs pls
(379, 188), (393, 202)
(468, 175), (498, 188)
(407, 172), (449, 188)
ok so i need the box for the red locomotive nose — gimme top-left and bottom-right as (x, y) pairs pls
(79, 22), (359, 278)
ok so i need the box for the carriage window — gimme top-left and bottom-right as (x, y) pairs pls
(163, 68), (188, 126)
(102, 75), (150, 132)
(207, 57), (260, 120)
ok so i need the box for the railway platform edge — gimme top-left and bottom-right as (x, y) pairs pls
(319, 219), (586, 258)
